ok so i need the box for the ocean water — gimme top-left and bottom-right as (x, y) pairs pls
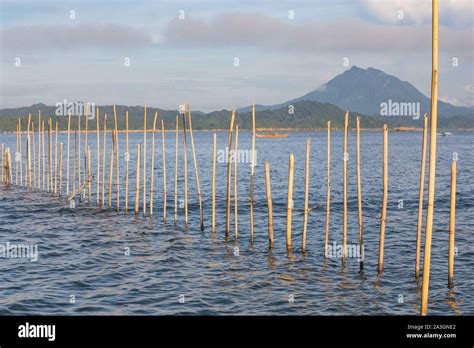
(0, 129), (472, 315)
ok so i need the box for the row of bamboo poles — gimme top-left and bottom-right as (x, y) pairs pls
(0, 108), (456, 316)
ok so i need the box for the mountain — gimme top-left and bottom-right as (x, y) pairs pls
(240, 66), (473, 117)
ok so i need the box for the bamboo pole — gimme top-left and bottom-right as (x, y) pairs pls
(211, 131), (216, 237)
(234, 125), (239, 239)
(59, 143), (63, 196)
(101, 114), (107, 208)
(96, 107), (100, 206)
(378, 124), (388, 274)
(342, 111), (349, 261)
(161, 119), (167, 223)
(54, 121), (58, 195)
(188, 108), (204, 230)
(88, 145), (92, 206)
(42, 120), (45, 191)
(66, 112), (71, 196)
(225, 110), (236, 238)
(421, 0), (439, 316)
(302, 138), (311, 253)
(143, 106), (147, 217)
(415, 114), (428, 279)
(182, 105), (188, 228)
(249, 102), (256, 243)
(325, 120), (331, 257)
(6, 147), (12, 184)
(49, 118), (53, 192)
(15, 123), (18, 186)
(113, 105), (120, 211)
(125, 111), (129, 213)
(1, 143), (4, 183)
(356, 117), (364, 270)
(150, 112), (158, 217)
(265, 160), (274, 248)
(73, 131), (77, 195)
(32, 123), (36, 190)
(78, 111), (81, 199)
(108, 129), (115, 208)
(27, 114), (32, 190)
(448, 160), (456, 288)
(19, 117), (23, 188)
(135, 143), (141, 215)
(174, 115), (179, 225)
(286, 153), (295, 255)
(84, 107), (89, 200)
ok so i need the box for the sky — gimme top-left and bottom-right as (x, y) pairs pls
(0, 0), (473, 111)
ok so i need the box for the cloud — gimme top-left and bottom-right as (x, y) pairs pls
(163, 13), (473, 57)
(1, 24), (153, 52)
(361, 0), (473, 27)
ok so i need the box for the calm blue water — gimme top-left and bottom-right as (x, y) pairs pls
(0, 129), (473, 315)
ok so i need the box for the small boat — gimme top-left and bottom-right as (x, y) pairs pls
(437, 131), (452, 136)
(256, 132), (288, 138)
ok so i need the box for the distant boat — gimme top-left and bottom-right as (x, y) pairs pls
(256, 131), (288, 138)
(437, 131), (453, 136)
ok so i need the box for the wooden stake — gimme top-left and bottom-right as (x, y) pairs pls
(421, 0), (439, 316)
(42, 120), (45, 191)
(113, 105), (120, 211)
(88, 145), (92, 206)
(102, 114), (107, 208)
(161, 119), (167, 223)
(19, 117), (23, 188)
(249, 102), (256, 242)
(1, 143), (4, 183)
(66, 112), (71, 196)
(59, 143), (63, 196)
(73, 131), (77, 195)
(125, 111), (129, 212)
(32, 123), (36, 190)
(78, 112), (81, 197)
(378, 124), (388, 274)
(84, 107), (89, 199)
(96, 107), (100, 206)
(15, 122), (18, 186)
(150, 112), (158, 217)
(211, 131), (216, 237)
(302, 138), (311, 253)
(356, 117), (364, 270)
(182, 105), (188, 228)
(265, 160), (274, 248)
(448, 160), (456, 288)
(174, 115), (179, 225)
(143, 105), (147, 217)
(343, 111), (349, 261)
(108, 129), (115, 208)
(135, 143), (141, 215)
(225, 110), (236, 238)
(54, 121), (58, 195)
(188, 108), (204, 230)
(325, 120), (331, 257)
(49, 118), (53, 192)
(286, 153), (295, 255)
(416, 114), (428, 279)
(27, 114), (32, 190)
(234, 125), (239, 239)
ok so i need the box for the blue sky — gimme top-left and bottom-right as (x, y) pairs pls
(1, 0), (473, 111)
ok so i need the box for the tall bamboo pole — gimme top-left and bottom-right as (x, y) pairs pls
(325, 120), (331, 257)
(249, 102), (256, 242)
(356, 117), (364, 270)
(234, 125), (239, 239)
(1, 143), (4, 184)
(286, 154), (295, 255)
(342, 111), (349, 261)
(448, 160), (456, 288)
(15, 123), (18, 186)
(87, 145), (92, 206)
(182, 105), (188, 228)
(135, 143), (141, 215)
(19, 117), (23, 188)
(42, 120), (45, 191)
(73, 131), (77, 195)
(143, 106), (147, 217)
(84, 107), (89, 200)
(38, 112), (42, 189)
(66, 112), (70, 196)
(188, 108), (204, 230)
(302, 138), (311, 253)
(421, 0), (439, 316)
(49, 118), (53, 192)
(54, 121), (58, 195)
(150, 112), (158, 217)
(416, 114), (428, 279)
(211, 131), (216, 237)
(102, 114), (107, 208)
(78, 111), (81, 197)
(225, 111), (236, 238)
(378, 124), (388, 274)
(32, 123), (36, 189)
(27, 114), (32, 190)
(108, 129), (115, 208)
(59, 143), (63, 196)
(265, 160), (274, 248)
(96, 107), (100, 206)
(125, 111), (129, 212)
(161, 119), (167, 223)
(174, 115), (179, 224)
(113, 105), (120, 211)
